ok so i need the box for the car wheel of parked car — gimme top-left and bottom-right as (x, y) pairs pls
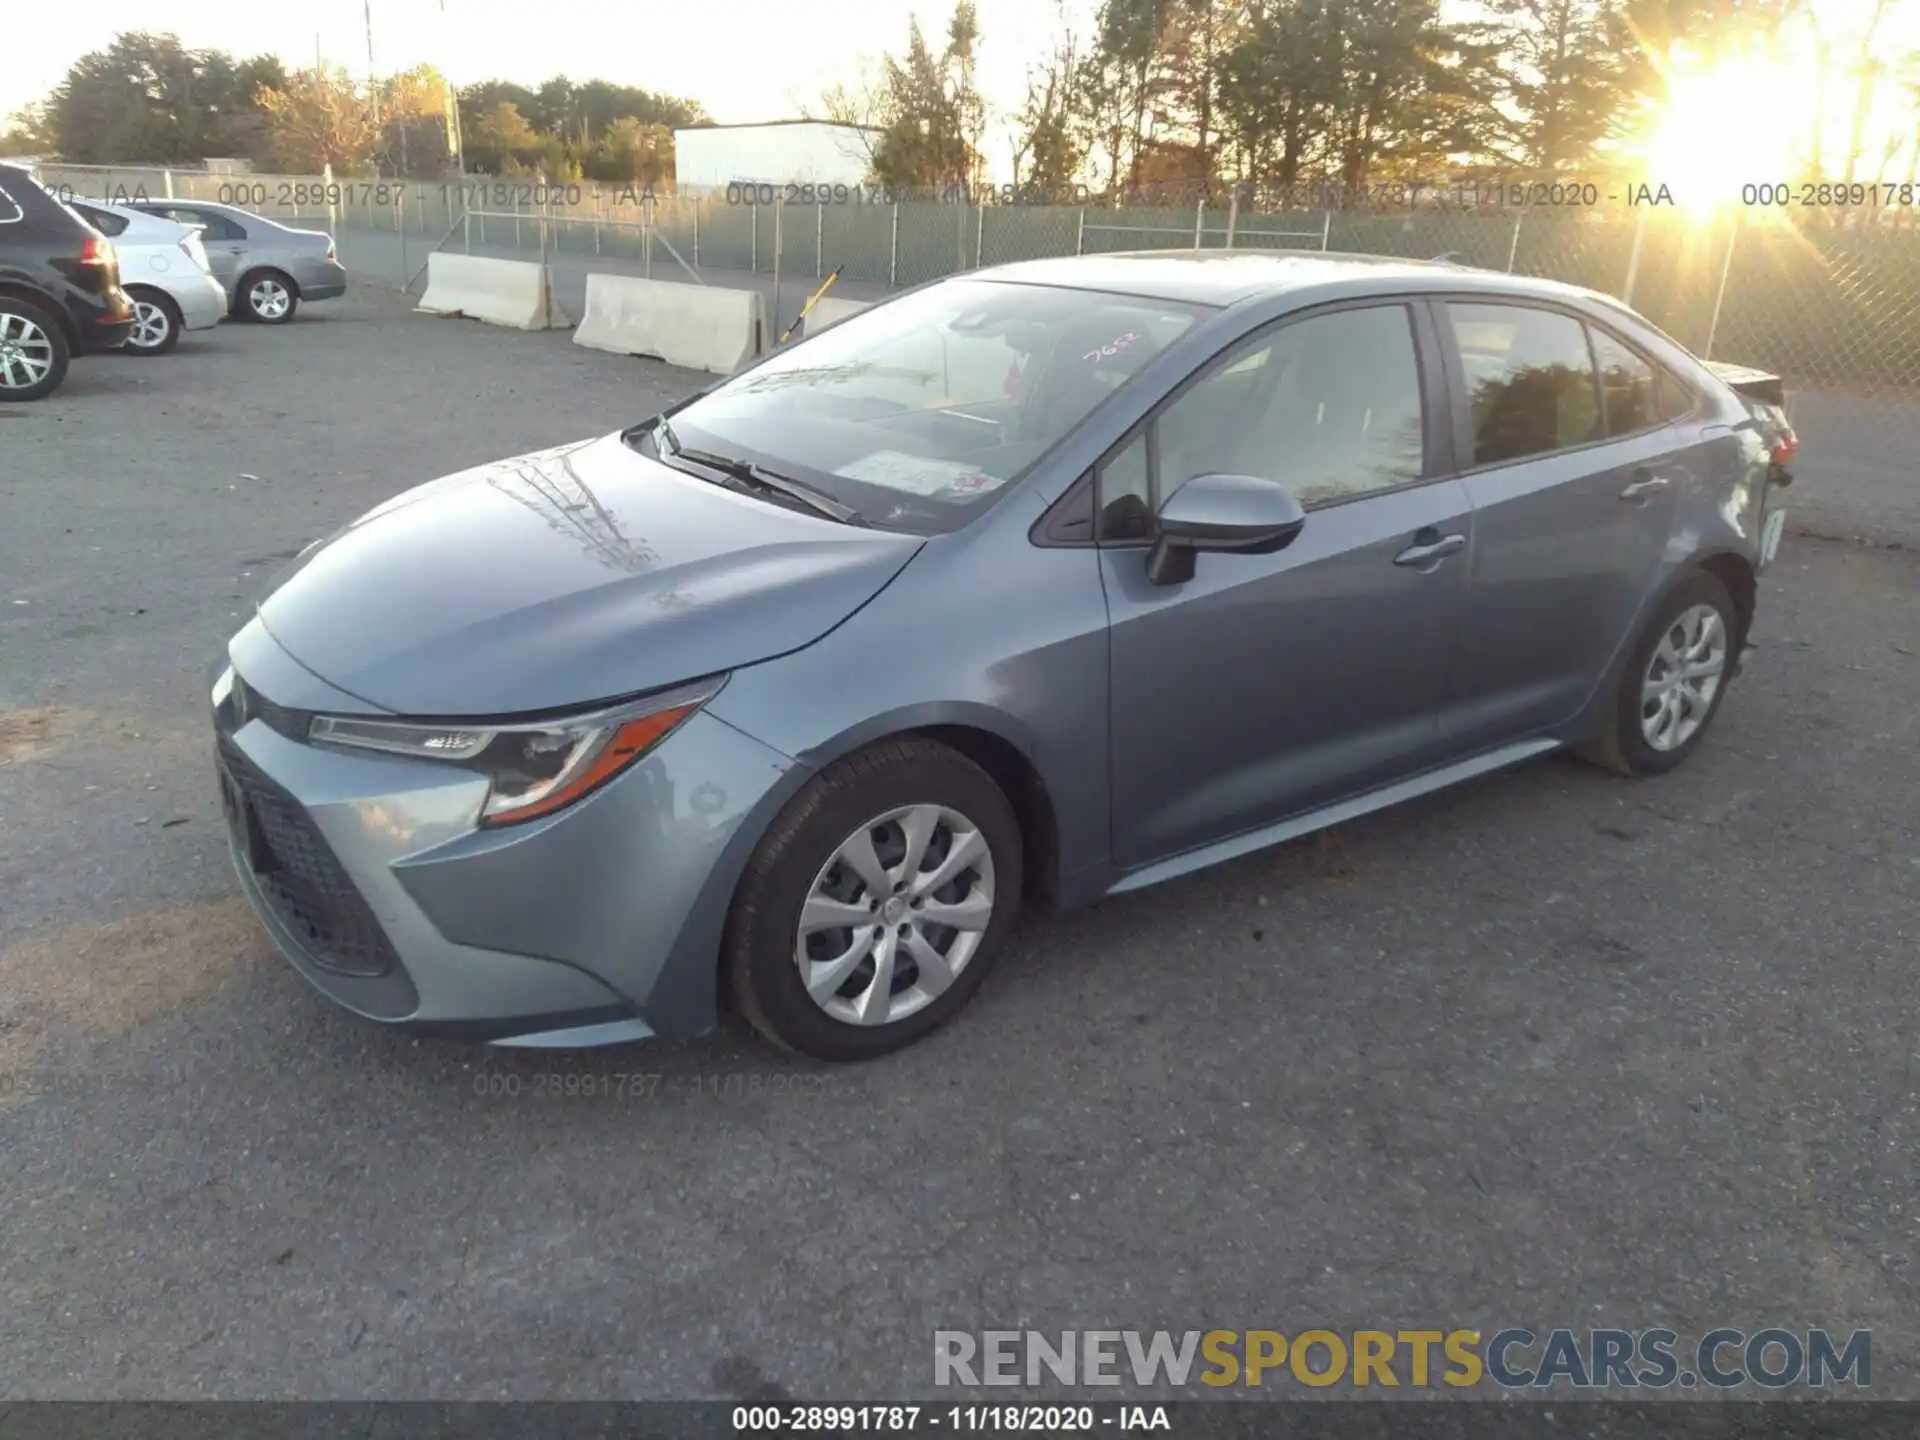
(241, 271), (297, 324)
(1583, 569), (1740, 778)
(124, 288), (183, 357)
(725, 738), (1024, 1061)
(0, 297), (70, 402)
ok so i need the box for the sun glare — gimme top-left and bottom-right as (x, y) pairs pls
(1641, 44), (1813, 214)
(1637, 0), (1920, 218)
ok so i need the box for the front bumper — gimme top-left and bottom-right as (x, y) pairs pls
(212, 657), (799, 1045)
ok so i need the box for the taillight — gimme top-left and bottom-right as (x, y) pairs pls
(79, 234), (115, 267)
(1771, 431), (1799, 465)
(325, 239), (337, 264)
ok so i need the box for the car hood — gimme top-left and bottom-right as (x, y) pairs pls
(254, 432), (923, 716)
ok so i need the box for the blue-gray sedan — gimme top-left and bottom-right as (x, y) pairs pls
(212, 252), (1795, 1060)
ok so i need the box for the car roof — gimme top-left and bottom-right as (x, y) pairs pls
(133, 197), (246, 216)
(969, 249), (1613, 311)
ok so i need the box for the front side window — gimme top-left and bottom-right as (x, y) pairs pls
(1096, 431), (1151, 541)
(1448, 302), (1600, 465)
(1129, 303), (1426, 520)
(665, 279), (1206, 535)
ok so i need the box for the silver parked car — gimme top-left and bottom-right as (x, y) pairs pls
(65, 199), (227, 355)
(127, 199), (346, 323)
(211, 252), (1796, 1060)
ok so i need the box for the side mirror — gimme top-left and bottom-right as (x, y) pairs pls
(1145, 472), (1307, 585)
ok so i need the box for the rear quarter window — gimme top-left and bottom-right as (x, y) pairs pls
(0, 184), (25, 224)
(71, 203), (128, 236)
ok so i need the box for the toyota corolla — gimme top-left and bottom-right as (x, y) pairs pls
(212, 252), (1794, 1060)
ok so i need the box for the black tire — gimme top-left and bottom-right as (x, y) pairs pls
(725, 738), (1024, 1062)
(1580, 569), (1740, 777)
(239, 270), (298, 324)
(124, 287), (182, 356)
(0, 296), (71, 402)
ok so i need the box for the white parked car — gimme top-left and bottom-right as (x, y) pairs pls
(66, 198), (228, 355)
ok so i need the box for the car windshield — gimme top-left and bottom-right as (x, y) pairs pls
(659, 279), (1207, 534)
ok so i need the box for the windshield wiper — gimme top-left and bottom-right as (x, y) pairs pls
(653, 412), (680, 457)
(680, 450), (865, 526)
(641, 413), (865, 526)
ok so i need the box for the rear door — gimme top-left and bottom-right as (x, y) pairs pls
(1434, 298), (1694, 749)
(1101, 300), (1476, 868)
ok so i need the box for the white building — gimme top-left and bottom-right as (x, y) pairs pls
(672, 120), (879, 195)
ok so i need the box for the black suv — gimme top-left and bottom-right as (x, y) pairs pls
(0, 161), (135, 400)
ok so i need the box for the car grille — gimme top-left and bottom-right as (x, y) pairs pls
(217, 734), (399, 979)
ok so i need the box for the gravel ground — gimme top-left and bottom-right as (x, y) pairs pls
(0, 284), (1916, 1401)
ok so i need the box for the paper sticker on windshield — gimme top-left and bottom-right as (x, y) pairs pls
(837, 451), (986, 496)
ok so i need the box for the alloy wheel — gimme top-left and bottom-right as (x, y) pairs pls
(1640, 603), (1728, 752)
(0, 311), (55, 391)
(129, 300), (172, 351)
(249, 279), (291, 320)
(793, 803), (996, 1028)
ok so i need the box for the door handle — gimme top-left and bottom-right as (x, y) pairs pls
(1393, 532), (1466, 568)
(1620, 470), (1671, 501)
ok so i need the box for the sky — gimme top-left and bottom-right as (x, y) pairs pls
(3, 0), (1098, 173)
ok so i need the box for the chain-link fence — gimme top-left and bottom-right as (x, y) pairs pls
(27, 161), (1920, 394)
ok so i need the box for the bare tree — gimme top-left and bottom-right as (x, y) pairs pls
(817, 59), (890, 175)
(1011, 1), (1083, 188)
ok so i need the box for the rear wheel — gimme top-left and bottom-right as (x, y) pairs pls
(0, 298), (69, 402)
(1580, 570), (1739, 777)
(124, 288), (183, 356)
(725, 738), (1023, 1062)
(240, 271), (297, 324)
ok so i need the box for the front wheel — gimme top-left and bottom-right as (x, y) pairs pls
(725, 738), (1023, 1061)
(241, 271), (298, 324)
(0, 298), (70, 402)
(124, 288), (183, 356)
(1580, 569), (1740, 777)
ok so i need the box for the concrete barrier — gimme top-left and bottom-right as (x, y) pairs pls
(573, 274), (766, 374)
(416, 254), (568, 330)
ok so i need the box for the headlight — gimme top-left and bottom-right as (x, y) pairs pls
(308, 675), (725, 827)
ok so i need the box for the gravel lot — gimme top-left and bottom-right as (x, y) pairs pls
(1, 283), (1916, 1400)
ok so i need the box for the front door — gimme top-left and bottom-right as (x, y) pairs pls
(1100, 301), (1474, 870)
